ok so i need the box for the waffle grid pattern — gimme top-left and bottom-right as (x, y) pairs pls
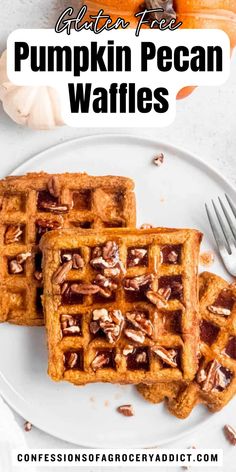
(0, 172), (136, 325)
(42, 228), (201, 385)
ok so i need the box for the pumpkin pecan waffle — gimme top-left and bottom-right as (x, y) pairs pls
(40, 227), (201, 386)
(137, 272), (236, 417)
(0, 172), (136, 325)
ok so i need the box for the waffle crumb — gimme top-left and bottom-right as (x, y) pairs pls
(199, 251), (215, 267)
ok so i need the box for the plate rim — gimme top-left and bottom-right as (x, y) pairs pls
(0, 132), (235, 448)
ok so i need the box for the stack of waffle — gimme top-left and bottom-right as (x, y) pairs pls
(1, 171), (235, 419)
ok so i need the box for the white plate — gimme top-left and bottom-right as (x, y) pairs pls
(0, 134), (235, 448)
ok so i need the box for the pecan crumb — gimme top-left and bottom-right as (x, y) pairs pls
(24, 421), (32, 432)
(153, 153), (164, 166)
(199, 251), (215, 267)
(117, 404), (135, 417)
(140, 223), (153, 229)
(224, 424), (236, 446)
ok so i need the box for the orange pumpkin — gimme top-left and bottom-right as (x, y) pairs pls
(83, 1), (236, 99)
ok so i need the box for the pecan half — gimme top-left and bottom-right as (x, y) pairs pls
(52, 260), (73, 284)
(146, 290), (168, 308)
(39, 201), (69, 213)
(103, 267), (120, 278)
(152, 346), (178, 367)
(72, 253), (84, 269)
(91, 353), (110, 371)
(70, 283), (100, 295)
(47, 176), (60, 198)
(124, 329), (145, 344)
(117, 404), (135, 417)
(224, 424), (236, 446)
(5, 225), (23, 244)
(207, 305), (231, 317)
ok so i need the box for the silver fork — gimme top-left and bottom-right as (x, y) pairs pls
(205, 194), (236, 276)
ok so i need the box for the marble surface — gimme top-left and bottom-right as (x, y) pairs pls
(1, 1), (236, 471)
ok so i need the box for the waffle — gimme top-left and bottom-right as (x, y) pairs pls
(0, 172), (136, 326)
(40, 227), (201, 386)
(137, 272), (236, 417)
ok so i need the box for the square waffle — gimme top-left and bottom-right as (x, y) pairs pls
(0, 172), (136, 325)
(137, 272), (236, 417)
(40, 227), (202, 386)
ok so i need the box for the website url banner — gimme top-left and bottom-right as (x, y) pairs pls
(12, 448), (223, 467)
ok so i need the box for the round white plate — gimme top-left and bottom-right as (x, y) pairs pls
(0, 134), (235, 448)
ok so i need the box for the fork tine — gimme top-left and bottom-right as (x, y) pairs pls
(212, 199), (235, 254)
(218, 196), (236, 241)
(225, 194), (236, 219)
(205, 203), (228, 252)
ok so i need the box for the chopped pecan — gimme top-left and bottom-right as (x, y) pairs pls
(207, 305), (231, 317)
(92, 246), (102, 258)
(34, 270), (43, 281)
(123, 345), (134, 356)
(36, 219), (61, 232)
(52, 260), (73, 284)
(63, 326), (81, 335)
(94, 273), (117, 291)
(126, 312), (153, 337)
(39, 201), (69, 213)
(157, 287), (171, 300)
(152, 346), (178, 367)
(124, 329), (145, 344)
(167, 250), (178, 263)
(153, 153), (164, 166)
(100, 322), (121, 343)
(9, 260), (23, 274)
(201, 360), (222, 392)
(24, 421), (32, 432)
(5, 225), (23, 244)
(102, 241), (118, 261)
(91, 353), (110, 371)
(224, 425), (236, 446)
(16, 252), (31, 264)
(47, 176), (60, 198)
(93, 309), (110, 322)
(140, 223), (153, 229)
(146, 290), (168, 308)
(90, 321), (100, 334)
(196, 368), (207, 384)
(117, 404), (135, 417)
(66, 352), (78, 369)
(61, 314), (80, 336)
(70, 283), (100, 295)
(128, 248), (147, 267)
(103, 267), (120, 278)
(124, 274), (153, 291)
(136, 352), (147, 363)
(90, 256), (115, 270)
(72, 253), (84, 269)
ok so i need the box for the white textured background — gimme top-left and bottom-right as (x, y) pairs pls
(0, 1), (236, 471)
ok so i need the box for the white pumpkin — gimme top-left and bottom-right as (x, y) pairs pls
(0, 50), (64, 130)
